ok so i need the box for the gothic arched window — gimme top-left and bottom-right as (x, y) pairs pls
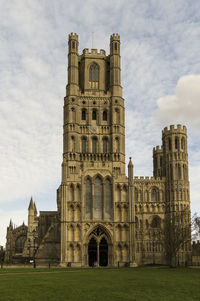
(15, 235), (26, 253)
(175, 136), (179, 149)
(69, 184), (74, 201)
(89, 63), (99, 89)
(114, 137), (120, 152)
(151, 188), (158, 202)
(103, 110), (107, 121)
(105, 178), (112, 219)
(81, 137), (87, 153)
(94, 176), (103, 219)
(82, 109), (86, 120)
(168, 138), (171, 151)
(86, 178), (92, 219)
(70, 136), (75, 152)
(181, 137), (185, 150)
(151, 216), (161, 228)
(92, 110), (97, 120)
(92, 137), (98, 153)
(103, 137), (108, 153)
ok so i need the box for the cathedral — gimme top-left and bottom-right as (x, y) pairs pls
(5, 33), (191, 267)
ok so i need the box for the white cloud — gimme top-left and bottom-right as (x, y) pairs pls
(154, 75), (200, 129)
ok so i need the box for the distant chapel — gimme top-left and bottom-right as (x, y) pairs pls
(5, 34), (191, 266)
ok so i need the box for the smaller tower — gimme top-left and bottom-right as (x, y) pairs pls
(153, 146), (163, 178)
(66, 33), (79, 96)
(110, 34), (122, 97)
(128, 157), (134, 181)
(28, 197), (36, 232)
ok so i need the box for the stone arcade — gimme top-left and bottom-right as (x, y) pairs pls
(5, 34), (191, 267)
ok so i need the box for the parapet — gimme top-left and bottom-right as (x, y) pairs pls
(69, 32), (78, 40)
(153, 145), (163, 154)
(162, 124), (187, 136)
(82, 48), (106, 56)
(134, 176), (163, 182)
(110, 33), (120, 41)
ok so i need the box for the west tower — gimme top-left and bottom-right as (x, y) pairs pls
(58, 33), (132, 267)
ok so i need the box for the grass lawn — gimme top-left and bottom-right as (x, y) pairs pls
(0, 267), (199, 301)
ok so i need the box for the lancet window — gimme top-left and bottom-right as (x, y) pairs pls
(85, 176), (112, 220)
(89, 63), (99, 89)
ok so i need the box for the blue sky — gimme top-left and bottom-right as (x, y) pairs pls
(1, 0), (200, 246)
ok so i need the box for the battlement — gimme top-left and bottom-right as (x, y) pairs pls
(110, 33), (120, 41)
(82, 48), (106, 55)
(153, 145), (163, 154)
(162, 124), (187, 136)
(134, 176), (163, 181)
(69, 32), (78, 40)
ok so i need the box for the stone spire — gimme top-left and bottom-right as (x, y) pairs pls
(34, 202), (37, 216)
(128, 157), (134, 180)
(28, 197), (34, 211)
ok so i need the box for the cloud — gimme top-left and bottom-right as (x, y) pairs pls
(153, 75), (200, 130)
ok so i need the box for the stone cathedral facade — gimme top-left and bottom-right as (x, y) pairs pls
(5, 33), (191, 267)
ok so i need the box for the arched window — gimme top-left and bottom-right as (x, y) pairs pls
(105, 178), (112, 219)
(86, 178), (92, 219)
(92, 137), (98, 153)
(116, 185), (121, 202)
(175, 136), (178, 149)
(89, 63), (99, 89)
(115, 108), (120, 124)
(151, 216), (161, 228)
(82, 109), (86, 121)
(70, 136), (75, 152)
(94, 176), (103, 219)
(168, 138), (171, 151)
(15, 235), (26, 253)
(69, 184), (74, 201)
(92, 110), (97, 120)
(122, 186), (127, 202)
(76, 185), (81, 202)
(114, 137), (120, 152)
(135, 188), (138, 202)
(103, 110), (107, 121)
(81, 137), (87, 153)
(151, 188), (158, 202)
(71, 107), (76, 123)
(103, 137), (108, 153)
(181, 137), (185, 150)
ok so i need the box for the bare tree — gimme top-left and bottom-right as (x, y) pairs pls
(192, 212), (200, 241)
(0, 246), (5, 269)
(162, 208), (191, 267)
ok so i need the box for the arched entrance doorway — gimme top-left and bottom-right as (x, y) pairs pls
(88, 238), (97, 267)
(87, 226), (110, 267)
(99, 237), (108, 266)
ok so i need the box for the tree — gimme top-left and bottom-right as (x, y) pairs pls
(0, 246), (5, 268)
(192, 212), (200, 241)
(162, 208), (191, 267)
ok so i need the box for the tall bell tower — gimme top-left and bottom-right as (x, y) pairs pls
(58, 33), (131, 267)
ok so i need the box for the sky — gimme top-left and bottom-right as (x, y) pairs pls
(1, 0), (200, 246)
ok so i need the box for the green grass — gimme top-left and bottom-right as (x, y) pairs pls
(0, 267), (199, 301)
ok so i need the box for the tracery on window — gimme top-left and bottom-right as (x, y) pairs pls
(89, 63), (99, 89)
(15, 236), (26, 253)
(151, 188), (158, 202)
